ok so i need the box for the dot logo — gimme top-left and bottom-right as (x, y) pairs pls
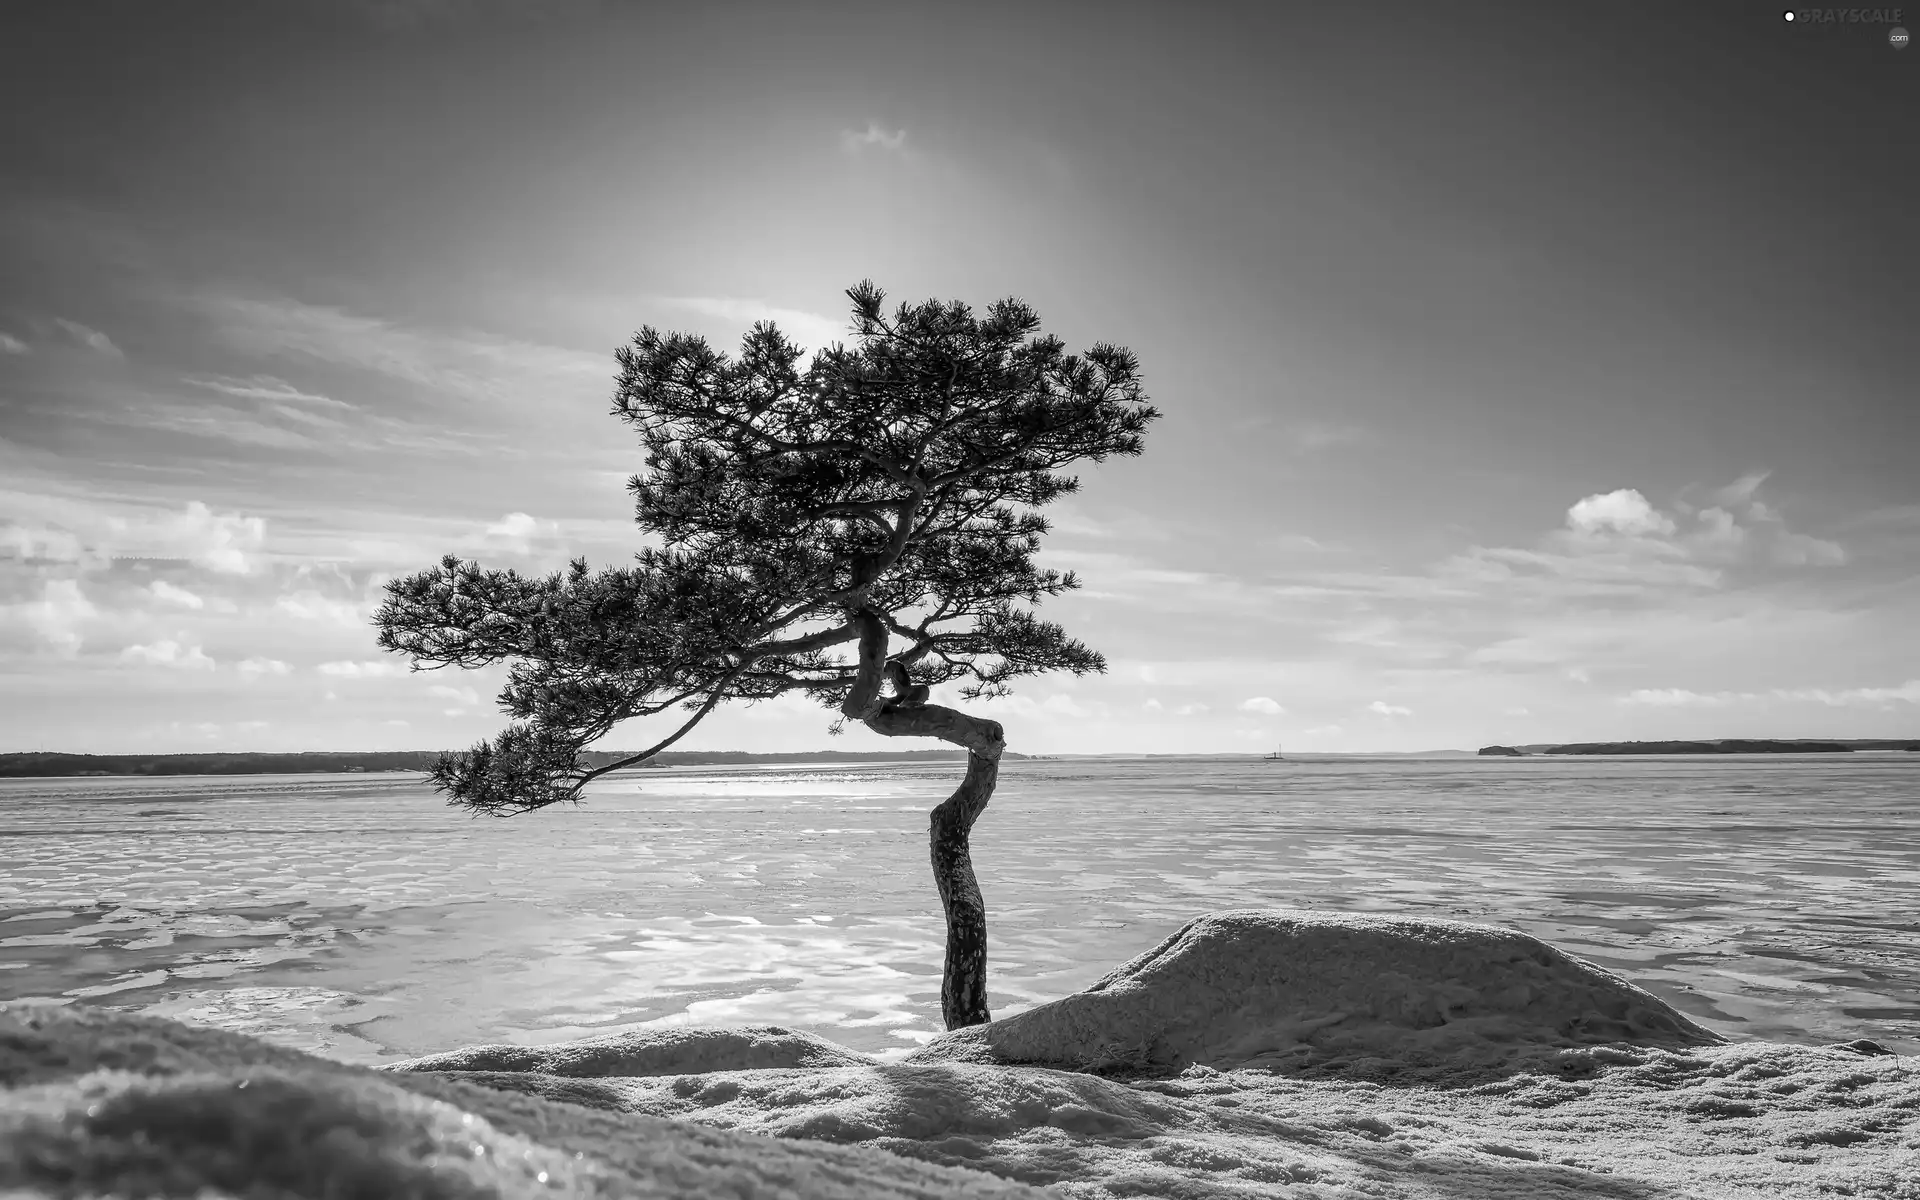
(1892, 25), (1911, 46)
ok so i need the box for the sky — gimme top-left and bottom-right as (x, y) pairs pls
(0, 0), (1914, 756)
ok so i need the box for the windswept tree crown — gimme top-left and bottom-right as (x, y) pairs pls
(376, 282), (1158, 813)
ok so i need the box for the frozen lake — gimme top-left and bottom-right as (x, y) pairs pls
(2, 754), (1916, 1064)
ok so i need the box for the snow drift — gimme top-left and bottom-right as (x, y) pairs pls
(909, 908), (1726, 1076)
(0, 1002), (1046, 1199)
(387, 1023), (872, 1077)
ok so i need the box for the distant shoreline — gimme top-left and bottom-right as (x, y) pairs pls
(0, 748), (1024, 780)
(1478, 738), (1920, 756)
(5, 741), (1914, 778)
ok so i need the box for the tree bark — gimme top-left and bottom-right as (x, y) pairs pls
(841, 610), (1006, 1030)
(929, 748), (998, 1028)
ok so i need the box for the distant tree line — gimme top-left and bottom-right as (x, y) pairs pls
(1478, 739), (1920, 756)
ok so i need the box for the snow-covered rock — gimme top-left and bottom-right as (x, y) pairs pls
(910, 908), (1725, 1075)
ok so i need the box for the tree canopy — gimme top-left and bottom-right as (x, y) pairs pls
(375, 282), (1157, 812)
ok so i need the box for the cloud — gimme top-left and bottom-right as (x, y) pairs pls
(184, 374), (355, 432)
(660, 297), (850, 356)
(1172, 703), (1210, 716)
(1367, 700), (1413, 716)
(839, 122), (907, 153)
(112, 501), (266, 573)
(1691, 507), (1747, 553)
(429, 683), (480, 707)
(1780, 681), (1920, 705)
(486, 512), (540, 540)
(1438, 475), (1846, 606)
(52, 318), (123, 357)
(275, 591), (367, 625)
(1237, 696), (1285, 715)
(317, 659), (407, 678)
(1715, 471), (1771, 507)
(15, 579), (96, 655)
(0, 502), (272, 576)
(481, 511), (562, 554)
(148, 580), (204, 609)
(1769, 531), (1846, 567)
(194, 294), (603, 413)
(1621, 681), (1920, 707)
(120, 639), (216, 670)
(0, 332), (27, 355)
(0, 523), (84, 563)
(1566, 489), (1676, 537)
(238, 657), (292, 677)
(188, 374), (350, 409)
(1040, 694), (1093, 718)
(1619, 688), (1729, 707)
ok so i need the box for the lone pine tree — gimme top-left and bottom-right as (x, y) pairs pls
(375, 282), (1157, 1029)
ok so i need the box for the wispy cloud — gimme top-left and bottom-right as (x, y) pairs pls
(95, 402), (326, 451)
(0, 332), (28, 355)
(51, 318), (122, 357)
(193, 293), (602, 406)
(429, 683), (479, 708)
(1621, 681), (1920, 708)
(659, 296), (849, 355)
(187, 374), (345, 405)
(1237, 696), (1284, 715)
(839, 122), (907, 154)
(9, 580), (96, 656)
(1367, 700), (1413, 716)
(148, 580), (204, 609)
(317, 659), (407, 678)
(274, 590), (369, 625)
(120, 639), (216, 670)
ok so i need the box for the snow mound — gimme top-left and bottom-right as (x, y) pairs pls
(386, 1023), (874, 1077)
(909, 908), (1725, 1075)
(0, 1002), (1048, 1200)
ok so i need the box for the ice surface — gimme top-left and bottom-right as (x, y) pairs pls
(3, 755), (1916, 1065)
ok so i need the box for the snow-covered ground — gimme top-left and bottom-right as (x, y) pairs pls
(6, 909), (1914, 1198)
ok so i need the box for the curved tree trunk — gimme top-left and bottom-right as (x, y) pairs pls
(929, 749), (998, 1028)
(840, 610), (1006, 1030)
